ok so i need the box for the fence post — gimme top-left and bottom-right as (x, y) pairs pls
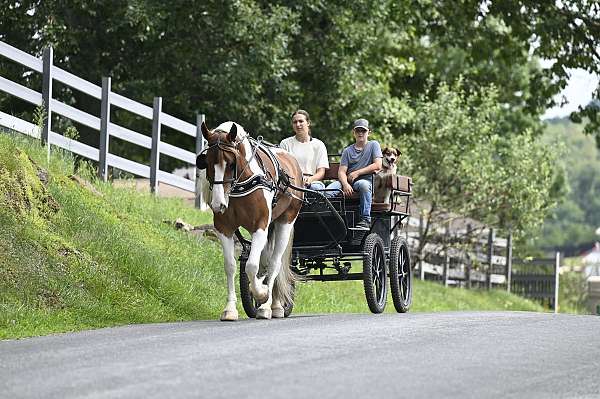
(443, 252), (449, 287)
(150, 97), (162, 194)
(98, 77), (111, 181)
(487, 228), (495, 290)
(554, 251), (560, 314)
(419, 213), (425, 281)
(466, 224), (472, 289)
(506, 231), (513, 293)
(195, 113), (206, 209)
(41, 46), (53, 158)
(443, 223), (449, 287)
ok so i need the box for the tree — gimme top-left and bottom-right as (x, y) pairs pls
(1, 0), (301, 168)
(403, 81), (562, 258)
(3, 0), (593, 239)
(397, 0), (600, 138)
(531, 118), (600, 254)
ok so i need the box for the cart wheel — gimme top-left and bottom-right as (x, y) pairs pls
(389, 236), (412, 313)
(363, 233), (387, 313)
(239, 259), (257, 318)
(239, 260), (294, 318)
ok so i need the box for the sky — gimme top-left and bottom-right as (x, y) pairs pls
(542, 68), (600, 120)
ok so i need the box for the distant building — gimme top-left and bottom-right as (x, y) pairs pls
(581, 242), (600, 277)
(581, 242), (600, 315)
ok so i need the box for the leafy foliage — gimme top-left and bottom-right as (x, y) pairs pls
(3, 1), (597, 149)
(404, 82), (562, 246)
(532, 118), (600, 253)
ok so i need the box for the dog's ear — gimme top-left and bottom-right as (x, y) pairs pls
(382, 147), (389, 154)
(395, 147), (402, 156)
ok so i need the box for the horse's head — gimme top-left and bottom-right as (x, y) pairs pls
(196, 121), (247, 213)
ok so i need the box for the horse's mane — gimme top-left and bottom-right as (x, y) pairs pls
(214, 121), (248, 141)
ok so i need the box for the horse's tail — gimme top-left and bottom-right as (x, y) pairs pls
(273, 227), (296, 307)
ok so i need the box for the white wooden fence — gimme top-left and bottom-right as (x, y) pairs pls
(0, 40), (207, 207)
(405, 216), (512, 288)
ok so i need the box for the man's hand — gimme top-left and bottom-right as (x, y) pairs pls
(342, 182), (354, 197)
(347, 170), (360, 183)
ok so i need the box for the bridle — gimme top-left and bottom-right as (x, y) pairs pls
(196, 131), (264, 192)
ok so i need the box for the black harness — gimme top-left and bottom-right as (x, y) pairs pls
(196, 132), (292, 206)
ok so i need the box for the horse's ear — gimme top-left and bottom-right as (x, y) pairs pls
(196, 153), (207, 170)
(201, 120), (210, 140)
(227, 123), (238, 142)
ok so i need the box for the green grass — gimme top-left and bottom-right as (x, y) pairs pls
(295, 279), (543, 313)
(0, 130), (545, 340)
(0, 131), (220, 339)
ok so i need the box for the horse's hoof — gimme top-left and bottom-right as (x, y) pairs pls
(220, 310), (239, 321)
(271, 306), (284, 318)
(256, 308), (272, 319)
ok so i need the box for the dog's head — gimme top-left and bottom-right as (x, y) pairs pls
(382, 147), (401, 171)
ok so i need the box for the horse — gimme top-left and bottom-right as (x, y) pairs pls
(196, 121), (304, 321)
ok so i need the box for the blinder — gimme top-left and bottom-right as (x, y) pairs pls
(196, 152), (208, 170)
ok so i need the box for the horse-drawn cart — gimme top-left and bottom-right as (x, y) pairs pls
(238, 163), (413, 317)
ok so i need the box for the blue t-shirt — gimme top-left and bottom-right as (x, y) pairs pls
(340, 141), (383, 182)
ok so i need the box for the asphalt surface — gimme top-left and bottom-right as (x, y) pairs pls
(1, 312), (599, 399)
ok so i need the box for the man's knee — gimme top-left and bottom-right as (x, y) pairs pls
(355, 180), (371, 193)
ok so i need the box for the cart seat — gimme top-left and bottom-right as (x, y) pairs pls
(323, 163), (411, 213)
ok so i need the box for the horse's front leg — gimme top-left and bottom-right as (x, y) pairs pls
(216, 232), (238, 321)
(257, 222), (294, 319)
(246, 228), (270, 307)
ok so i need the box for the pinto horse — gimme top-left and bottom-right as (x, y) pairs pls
(197, 121), (304, 321)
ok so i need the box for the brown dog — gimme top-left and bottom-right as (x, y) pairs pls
(374, 147), (401, 203)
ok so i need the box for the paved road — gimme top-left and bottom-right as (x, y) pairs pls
(1, 312), (599, 399)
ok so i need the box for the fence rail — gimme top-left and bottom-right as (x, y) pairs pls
(0, 40), (206, 202)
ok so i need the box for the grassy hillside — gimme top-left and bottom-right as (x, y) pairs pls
(0, 131), (543, 339)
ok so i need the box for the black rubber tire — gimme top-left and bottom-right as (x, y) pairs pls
(362, 233), (387, 313)
(239, 260), (294, 318)
(239, 259), (257, 318)
(389, 236), (413, 313)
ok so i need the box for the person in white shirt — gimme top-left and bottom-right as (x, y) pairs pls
(280, 110), (329, 190)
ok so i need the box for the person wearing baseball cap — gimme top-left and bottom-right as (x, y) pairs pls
(325, 118), (382, 230)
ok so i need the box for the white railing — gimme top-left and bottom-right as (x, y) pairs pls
(0, 40), (207, 207)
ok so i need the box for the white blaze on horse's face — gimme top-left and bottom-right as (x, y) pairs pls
(211, 159), (229, 213)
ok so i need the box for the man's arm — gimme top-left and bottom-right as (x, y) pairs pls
(347, 158), (382, 183)
(338, 165), (354, 196)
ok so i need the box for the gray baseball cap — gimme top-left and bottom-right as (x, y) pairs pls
(353, 118), (369, 130)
